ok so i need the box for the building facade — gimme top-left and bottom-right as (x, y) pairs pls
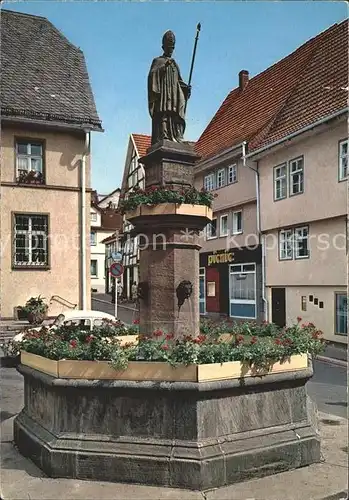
(118, 134), (150, 299)
(245, 20), (348, 343)
(90, 190), (121, 293)
(0, 9), (102, 317)
(194, 18), (348, 341)
(194, 152), (263, 321)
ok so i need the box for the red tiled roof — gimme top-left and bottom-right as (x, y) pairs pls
(101, 233), (118, 245)
(132, 133), (151, 158)
(196, 20), (348, 160)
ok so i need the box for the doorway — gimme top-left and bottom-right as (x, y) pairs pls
(271, 288), (286, 327)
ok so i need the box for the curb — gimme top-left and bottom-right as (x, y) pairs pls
(316, 355), (347, 368)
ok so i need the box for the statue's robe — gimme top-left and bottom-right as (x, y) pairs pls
(148, 55), (188, 144)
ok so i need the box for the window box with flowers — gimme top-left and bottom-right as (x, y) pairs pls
(119, 185), (216, 219)
(17, 170), (45, 185)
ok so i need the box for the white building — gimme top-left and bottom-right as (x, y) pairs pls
(90, 189), (122, 293)
(118, 134), (150, 299)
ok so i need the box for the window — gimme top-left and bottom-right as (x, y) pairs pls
(229, 263), (256, 319)
(204, 173), (215, 191)
(207, 218), (217, 239)
(279, 230), (293, 260)
(274, 164), (287, 200)
(220, 214), (228, 236)
(232, 211), (242, 234)
(339, 139), (348, 181)
(90, 232), (97, 246)
(228, 164), (237, 184)
(91, 212), (97, 222)
(216, 168), (226, 188)
(90, 260), (98, 277)
(335, 293), (347, 335)
(16, 141), (43, 178)
(294, 226), (309, 259)
(289, 157), (304, 196)
(13, 214), (48, 267)
(279, 226), (309, 260)
(301, 296), (307, 311)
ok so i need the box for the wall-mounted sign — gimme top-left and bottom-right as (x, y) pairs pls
(208, 252), (234, 266)
(207, 282), (216, 297)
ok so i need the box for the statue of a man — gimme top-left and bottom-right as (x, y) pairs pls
(148, 30), (191, 145)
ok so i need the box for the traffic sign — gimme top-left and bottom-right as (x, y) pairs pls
(110, 262), (124, 278)
(111, 252), (122, 262)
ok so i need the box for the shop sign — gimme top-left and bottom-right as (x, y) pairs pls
(208, 251), (234, 266)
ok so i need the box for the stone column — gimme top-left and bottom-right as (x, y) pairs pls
(126, 141), (211, 338)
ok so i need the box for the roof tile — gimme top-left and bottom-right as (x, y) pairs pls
(196, 20), (348, 160)
(1, 9), (102, 129)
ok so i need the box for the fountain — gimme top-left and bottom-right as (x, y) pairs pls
(14, 28), (320, 491)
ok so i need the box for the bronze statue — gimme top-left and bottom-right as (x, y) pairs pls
(148, 30), (191, 145)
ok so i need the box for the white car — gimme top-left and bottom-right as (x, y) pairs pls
(13, 310), (118, 342)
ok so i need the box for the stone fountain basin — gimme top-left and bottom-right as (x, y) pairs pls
(14, 352), (320, 490)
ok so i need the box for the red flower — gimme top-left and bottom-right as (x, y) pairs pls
(275, 338), (282, 345)
(165, 333), (174, 340)
(161, 344), (169, 350)
(85, 335), (93, 343)
(153, 329), (163, 337)
(70, 339), (78, 348)
(236, 335), (244, 343)
(297, 316), (302, 323)
(133, 319), (140, 325)
(250, 336), (257, 344)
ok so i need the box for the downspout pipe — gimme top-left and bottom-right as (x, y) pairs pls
(242, 141), (268, 322)
(81, 131), (90, 310)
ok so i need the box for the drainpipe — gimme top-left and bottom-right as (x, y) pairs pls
(81, 131), (90, 310)
(242, 141), (268, 321)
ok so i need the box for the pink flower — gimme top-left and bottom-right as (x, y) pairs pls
(161, 344), (169, 351)
(153, 329), (163, 337)
(297, 316), (302, 323)
(70, 339), (77, 348)
(85, 335), (93, 343)
(133, 319), (140, 325)
(165, 333), (174, 340)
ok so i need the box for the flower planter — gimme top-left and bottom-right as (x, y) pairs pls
(21, 351), (307, 381)
(106, 334), (139, 346)
(125, 203), (213, 221)
(27, 311), (46, 325)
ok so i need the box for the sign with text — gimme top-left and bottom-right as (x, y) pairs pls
(208, 252), (234, 266)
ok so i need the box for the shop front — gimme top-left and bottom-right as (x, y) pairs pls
(199, 245), (263, 321)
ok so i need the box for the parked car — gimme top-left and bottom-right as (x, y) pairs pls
(13, 310), (118, 342)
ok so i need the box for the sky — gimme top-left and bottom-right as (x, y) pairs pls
(2, 1), (348, 194)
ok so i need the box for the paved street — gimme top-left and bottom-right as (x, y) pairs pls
(92, 295), (348, 419)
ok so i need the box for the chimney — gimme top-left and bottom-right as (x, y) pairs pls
(239, 70), (249, 90)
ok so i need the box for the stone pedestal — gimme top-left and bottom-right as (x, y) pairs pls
(127, 141), (210, 338)
(14, 362), (320, 490)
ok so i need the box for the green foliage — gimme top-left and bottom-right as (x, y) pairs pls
(17, 318), (326, 371)
(22, 295), (48, 315)
(119, 185), (215, 214)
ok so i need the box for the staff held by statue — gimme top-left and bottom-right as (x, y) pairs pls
(184, 22), (201, 115)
